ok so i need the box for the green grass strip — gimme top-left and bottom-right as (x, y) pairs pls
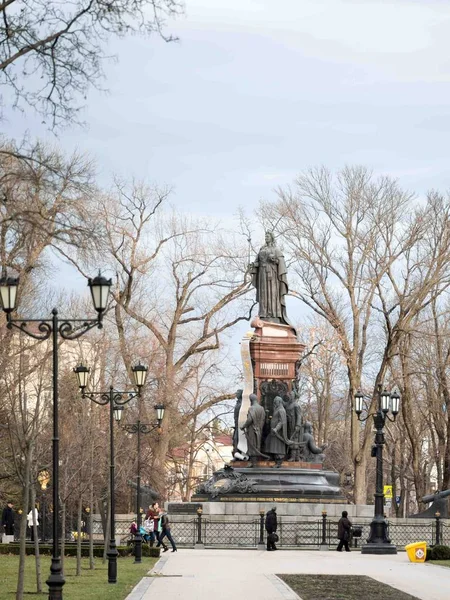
(0, 555), (157, 600)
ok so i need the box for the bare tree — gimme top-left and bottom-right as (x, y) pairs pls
(1, 338), (50, 600)
(385, 294), (450, 509)
(86, 181), (252, 495)
(260, 166), (420, 503)
(374, 193), (450, 505)
(165, 358), (235, 500)
(299, 321), (347, 447)
(0, 1), (183, 127)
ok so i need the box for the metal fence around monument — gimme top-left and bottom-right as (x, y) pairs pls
(89, 516), (449, 550)
(202, 519), (259, 547)
(387, 520), (435, 547)
(277, 519), (321, 547)
(329, 519), (441, 549)
(442, 521), (450, 545)
(169, 518), (197, 547)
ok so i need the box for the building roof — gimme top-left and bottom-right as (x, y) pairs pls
(213, 433), (233, 446)
(169, 432), (233, 460)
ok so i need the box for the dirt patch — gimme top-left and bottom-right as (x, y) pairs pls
(278, 574), (420, 600)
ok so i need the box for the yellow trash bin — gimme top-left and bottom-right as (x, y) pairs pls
(405, 541), (427, 563)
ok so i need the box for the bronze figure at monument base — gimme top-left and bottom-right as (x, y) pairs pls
(192, 465), (344, 503)
(193, 496), (346, 504)
(231, 460), (323, 470)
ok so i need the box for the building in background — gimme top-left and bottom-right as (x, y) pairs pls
(166, 431), (233, 501)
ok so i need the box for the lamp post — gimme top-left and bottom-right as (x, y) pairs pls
(435, 511), (441, 546)
(73, 362), (148, 583)
(196, 507), (204, 547)
(355, 384), (400, 555)
(258, 509), (265, 549)
(0, 273), (111, 600)
(122, 404), (165, 563)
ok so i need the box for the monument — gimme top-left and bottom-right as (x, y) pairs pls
(193, 232), (344, 504)
(410, 489), (450, 519)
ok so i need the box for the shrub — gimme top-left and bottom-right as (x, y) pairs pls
(0, 544), (158, 558)
(120, 543), (160, 558)
(429, 545), (450, 560)
(143, 545), (160, 558)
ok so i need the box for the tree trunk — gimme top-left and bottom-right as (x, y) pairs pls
(184, 418), (198, 501)
(60, 503), (66, 576)
(391, 449), (399, 518)
(397, 433), (406, 518)
(349, 381), (368, 505)
(97, 495), (107, 539)
(16, 443), (32, 600)
(31, 486), (42, 593)
(152, 410), (171, 499)
(402, 383), (426, 505)
(102, 496), (110, 564)
(76, 497), (82, 576)
(89, 482), (94, 570)
(353, 456), (367, 505)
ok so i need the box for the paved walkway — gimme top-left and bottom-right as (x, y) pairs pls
(126, 549), (450, 600)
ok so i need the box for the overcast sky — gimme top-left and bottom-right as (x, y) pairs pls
(4, 0), (450, 319)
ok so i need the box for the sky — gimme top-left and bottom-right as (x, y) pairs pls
(4, 0), (450, 331)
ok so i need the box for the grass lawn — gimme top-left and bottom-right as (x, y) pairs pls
(429, 560), (450, 568)
(278, 574), (420, 600)
(0, 555), (157, 600)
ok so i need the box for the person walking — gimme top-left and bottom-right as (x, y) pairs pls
(158, 512), (177, 552)
(27, 506), (39, 542)
(265, 507), (278, 551)
(147, 502), (168, 551)
(2, 501), (15, 543)
(336, 510), (352, 552)
(142, 515), (154, 543)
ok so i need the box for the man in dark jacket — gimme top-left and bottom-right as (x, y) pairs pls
(336, 510), (352, 552)
(265, 507), (278, 551)
(2, 501), (15, 541)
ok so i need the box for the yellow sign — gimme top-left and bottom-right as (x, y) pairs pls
(384, 485), (393, 499)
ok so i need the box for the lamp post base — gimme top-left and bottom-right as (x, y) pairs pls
(361, 517), (397, 554)
(134, 534), (143, 564)
(361, 542), (397, 555)
(107, 541), (118, 583)
(46, 557), (66, 600)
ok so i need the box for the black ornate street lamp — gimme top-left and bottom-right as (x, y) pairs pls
(355, 384), (400, 555)
(73, 362), (148, 583)
(0, 273), (111, 600)
(122, 403), (165, 563)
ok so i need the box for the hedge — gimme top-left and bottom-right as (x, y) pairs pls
(428, 545), (450, 561)
(0, 544), (160, 558)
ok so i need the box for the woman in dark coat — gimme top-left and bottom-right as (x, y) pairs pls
(157, 512), (177, 552)
(265, 507), (278, 551)
(336, 510), (352, 552)
(2, 501), (15, 536)
(147, 502), (168, 550)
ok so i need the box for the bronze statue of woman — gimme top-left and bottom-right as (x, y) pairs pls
(249, 231), (293, 328)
